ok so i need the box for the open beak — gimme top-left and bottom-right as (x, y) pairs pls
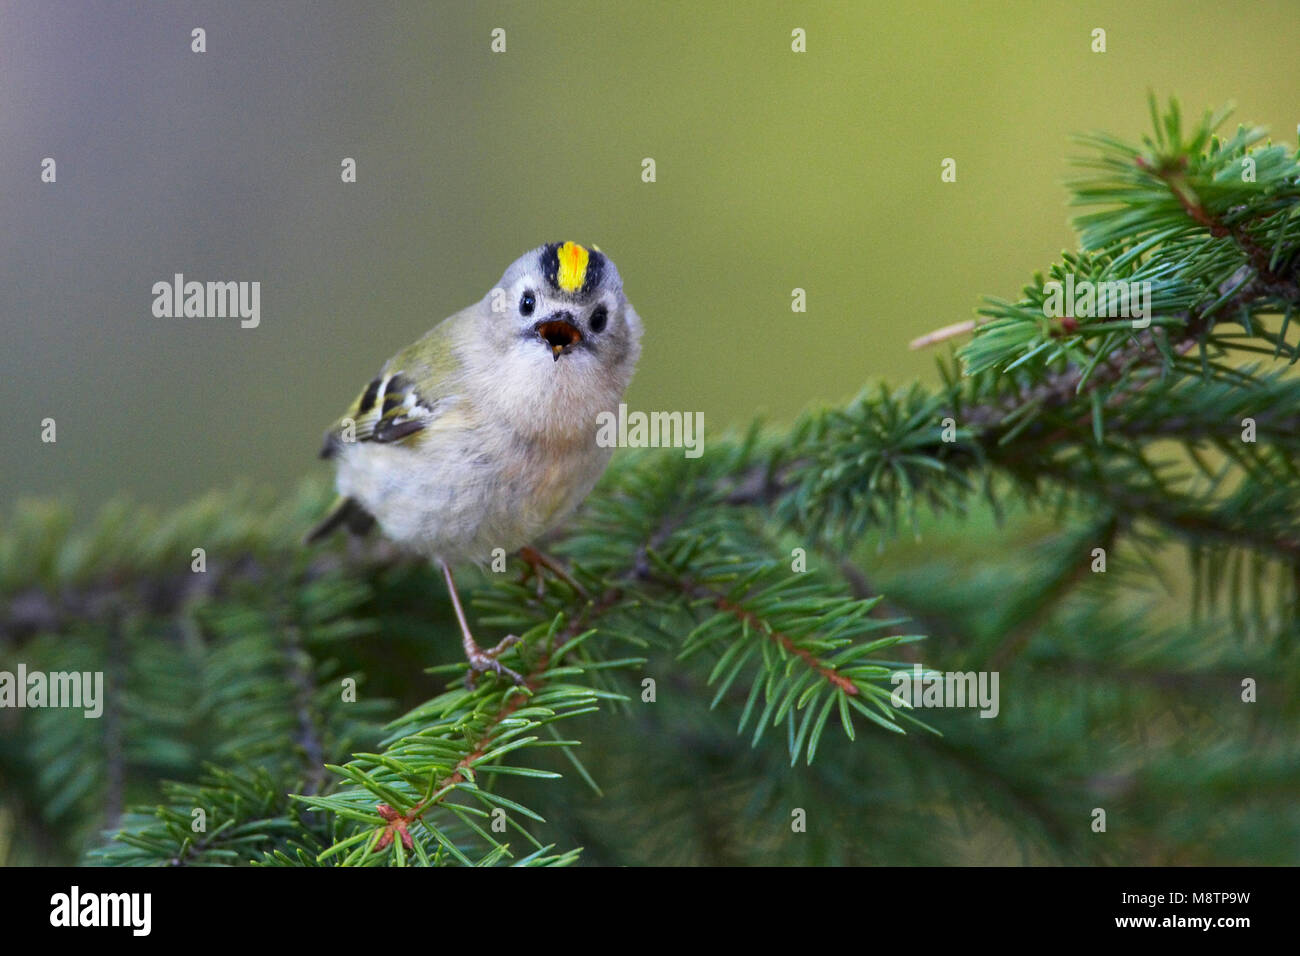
(535, 316), (583, 361)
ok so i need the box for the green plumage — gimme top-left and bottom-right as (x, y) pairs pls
(319, 315), (465, 457)
(310, 314), (471, 543)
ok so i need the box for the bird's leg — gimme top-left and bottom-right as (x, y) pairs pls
(438, 560), (524, 686)
(517, 545), (589, 600)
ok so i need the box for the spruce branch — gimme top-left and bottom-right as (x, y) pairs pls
(6, 97), (1299, 866)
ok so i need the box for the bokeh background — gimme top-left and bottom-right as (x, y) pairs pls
(2, 0), (1297, 515)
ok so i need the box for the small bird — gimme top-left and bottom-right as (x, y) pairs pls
(307, 242), (642, 684)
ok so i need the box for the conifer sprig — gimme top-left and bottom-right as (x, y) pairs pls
(4, 98), (1297, 866)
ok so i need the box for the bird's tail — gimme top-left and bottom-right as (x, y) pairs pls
(304, 496), (376, 545)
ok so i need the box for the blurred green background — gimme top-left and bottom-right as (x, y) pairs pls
(2, 0), (1297, 513)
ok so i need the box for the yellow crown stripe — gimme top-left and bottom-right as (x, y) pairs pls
(556, 241), (589, 293)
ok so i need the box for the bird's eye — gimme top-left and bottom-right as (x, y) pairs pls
(589, 305), (608, 333)
(520, 291), (536, 317)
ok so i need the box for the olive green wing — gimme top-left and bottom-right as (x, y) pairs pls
(318, 314), (465, 458)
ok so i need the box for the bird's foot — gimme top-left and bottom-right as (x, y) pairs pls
(518, 546), (589, 600)
(464, 634), (525, 688)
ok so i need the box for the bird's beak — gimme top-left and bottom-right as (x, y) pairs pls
(534, 315), (583, 361)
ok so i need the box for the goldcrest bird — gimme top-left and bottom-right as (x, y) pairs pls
(307, 242), (642, 683)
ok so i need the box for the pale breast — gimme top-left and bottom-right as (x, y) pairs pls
(336, 420), (612, 565)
